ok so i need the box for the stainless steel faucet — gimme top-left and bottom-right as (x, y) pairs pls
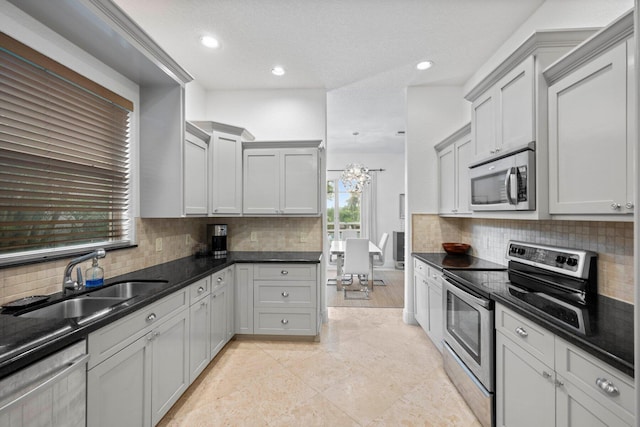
(62, 249), (106, 294)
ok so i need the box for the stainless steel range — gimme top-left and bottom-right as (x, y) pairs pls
(442, 241), (598, 427)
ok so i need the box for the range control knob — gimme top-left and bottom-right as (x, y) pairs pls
(517, 248), (526, 255)
(555, 255), (567, 264)
(566, 258), (578, 267)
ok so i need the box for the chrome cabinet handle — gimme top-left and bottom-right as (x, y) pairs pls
(146, 313), (157, 322)
(198, 286), (205, 293)
(626, 202), (634, 209)
(282, 291), (289, 297)
(542, 371), (552, 379)
(217, 277), (223, 282)
(281, 270), (289, 275)
(611, 203), (621, 210)
(515, 327), (528, 338)
(201, 301), (207, 307)
(596, 378), (619, 396)
(555, 379), (564, 387)
(490, 149), (496, 154)
(281, 318), (289, 325)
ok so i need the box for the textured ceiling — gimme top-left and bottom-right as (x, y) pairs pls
(113, 0), (548, 153)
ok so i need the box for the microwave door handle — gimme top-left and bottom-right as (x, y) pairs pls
(504, 168), (515, 204)
(510, 167), (518, 205)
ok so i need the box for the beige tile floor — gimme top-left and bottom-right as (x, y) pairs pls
(158, 307), (482, 426)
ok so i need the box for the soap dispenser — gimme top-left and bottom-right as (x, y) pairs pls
(85, 257), (104, 288)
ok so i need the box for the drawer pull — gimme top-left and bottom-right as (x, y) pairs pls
(217, 277), (223, 283)
(515, 327), (528, 338)
(197, 286), (205, 293)
(554, 379), (564, 387)
(596, 378), (619, 396)
(282, 291), (289, 297)
(146, 313), (157, 322)
(542, 371), (552, 379)
(281, 318), (289, 325)
(281, 270), (289, 275)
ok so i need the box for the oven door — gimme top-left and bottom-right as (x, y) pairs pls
(443, 279), (494, 391)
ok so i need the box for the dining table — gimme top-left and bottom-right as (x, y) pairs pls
(329, 240), (382, 291)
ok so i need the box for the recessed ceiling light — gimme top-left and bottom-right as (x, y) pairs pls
(200, 36), (220, 49)
(416, 60), (434, 71)
(271, 66), (285, 76)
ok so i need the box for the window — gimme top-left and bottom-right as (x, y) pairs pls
(326, 179), (360, 241)
(0, 32), (133, 265)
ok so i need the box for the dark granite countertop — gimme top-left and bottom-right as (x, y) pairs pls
(0, 251), (321, 379)
(441, 265), (634, 378)
(412, 252), (507, 271)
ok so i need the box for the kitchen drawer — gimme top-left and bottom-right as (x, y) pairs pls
(413, 258), (428, 278)
(88, 288), (188, 368)
(555, 337), (635, 419)
(253, 264), (316, 281)
(495, 303), (555, 367)
(211, 268), (231, 291)
(189, 276), (210, 304)
(254, 281), (315, 308)
(253, 308), (316, 336)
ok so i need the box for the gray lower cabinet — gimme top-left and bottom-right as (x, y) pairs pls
(412, 257), (443, 352)
(188, 277), (211, 383)
(210, 267), (232, 358)
(87, 290), (189, 427)
(235, 264), (254, 334)
(496, 303), (635, 427)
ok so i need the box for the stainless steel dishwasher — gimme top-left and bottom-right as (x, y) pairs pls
(0, 340), (88, 427)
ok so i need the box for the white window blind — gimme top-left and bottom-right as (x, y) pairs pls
(0, 33), (133, 263)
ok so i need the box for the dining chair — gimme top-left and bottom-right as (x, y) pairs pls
(342, 238), (371, 298)
(373, 232), (389, 285)
(340, 229), (359, 240)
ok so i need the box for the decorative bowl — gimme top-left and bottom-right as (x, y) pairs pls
(442, 243), (471, 255)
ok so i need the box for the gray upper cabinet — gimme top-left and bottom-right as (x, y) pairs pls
(544, 11), (634, 218)
(243, 141), (321, 215)
(191, 121), (255, 216)
(184, 122), (210, 215)
(464, 28), (595, 220)
(435, 123), (472, 216)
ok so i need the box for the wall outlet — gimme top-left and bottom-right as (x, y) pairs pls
(250, 231), (258, 242)
(155, 237), (163, 252)
(185, 234), (190, 245)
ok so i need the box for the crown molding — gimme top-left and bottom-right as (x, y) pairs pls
(434, 122), (471, 152)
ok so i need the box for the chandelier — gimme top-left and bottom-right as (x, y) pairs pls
(340, 163), (371, 193)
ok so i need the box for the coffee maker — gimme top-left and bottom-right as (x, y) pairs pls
(207, 224), (227, 259)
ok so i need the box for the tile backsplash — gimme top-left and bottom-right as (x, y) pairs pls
(0, 216), (322, 305)
(412, 214), (634, 304)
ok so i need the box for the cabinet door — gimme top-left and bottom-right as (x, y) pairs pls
(235, 264), (254, 334)
(184, 131), (208, 215)
(189, 298), (210, 383)
(243, 149), (279, 214)
(210, 284), (227, 358)
(495, 332), (555, 427)
(87, 335), (152, 427)
(426, 278), (443, 352)
(280, 148), (318, 214)
(455, 137), (473, 214)
(225, 268), (235, 342)
(438, 144), (456, 214)
(151, 310), (190, 426)
(556, 377), (633, 427)
(471, 89), (496, 160)
(496, 56), (535, 150)
(211, 132), (243, 214)
(548, 41), (629, 214)
(414, 273), (429, 334)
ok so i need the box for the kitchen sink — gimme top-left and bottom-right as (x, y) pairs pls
(84, 281), (169, 299)
(19, 297), (129, 319)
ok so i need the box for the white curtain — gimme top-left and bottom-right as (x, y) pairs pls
(360, 171), (378, 242)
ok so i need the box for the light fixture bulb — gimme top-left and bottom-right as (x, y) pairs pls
(200, 36), (220, 49)
(271, 66), (285, 76)
(416, 60), (434, 71)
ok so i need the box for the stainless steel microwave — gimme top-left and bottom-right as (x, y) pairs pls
(469, 143), (535, 211)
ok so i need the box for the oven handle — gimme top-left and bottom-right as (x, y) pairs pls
(444, 279), (491, 309)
